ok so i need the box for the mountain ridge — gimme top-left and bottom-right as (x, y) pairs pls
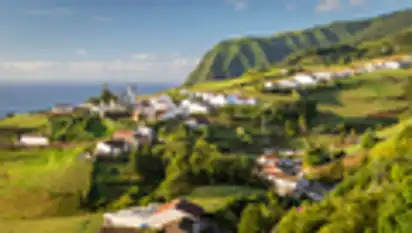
(185, 8), (412, 85)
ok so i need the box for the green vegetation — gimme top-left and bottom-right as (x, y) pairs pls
(282, 30), (412, 67)
(0, 146), (92, 219)
(2, 9), (412, 233)
(1, 215), (102, 233)
(276, 124), (412, 233)
(87, 83), (118, 104)
(185, 9), (412, 84)
(0, 113), (48, 129)
(47, 115), (111, 142)
(188, 186), (266, 211)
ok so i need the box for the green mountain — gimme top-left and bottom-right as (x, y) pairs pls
(282, 29), (412, 67)
(185, 9), (412, 85)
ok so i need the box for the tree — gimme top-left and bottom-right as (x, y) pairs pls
(403, 76), (412, 114)
(304, 147), (331, 167)
(284, 120), (297, 138)
(100, 83), (118, 103)
(361, 128), (378, 149)
(238, 203), (265, 233)
(349, 128), (357, 144)
(298, 115), (308, 135)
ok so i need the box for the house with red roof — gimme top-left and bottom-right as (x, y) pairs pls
(102, 199), (219, 233)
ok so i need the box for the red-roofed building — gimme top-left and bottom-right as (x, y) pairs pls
(112, 130), (138, 147)
(102, 199), (217, 233)
(154, 199), (204, 218)
(256, 154), (280, 165)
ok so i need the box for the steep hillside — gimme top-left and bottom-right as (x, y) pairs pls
(282, 29), (412, 66)
(185, 8), (412, 85)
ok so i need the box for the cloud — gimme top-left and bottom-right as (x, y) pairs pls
(316, 0), (341, 12)
(131, 53), (155, 61)
(93, 16), (113, 23)
(0, 61), (60, 71)
(26, 7), (73, 16)
(225, 0), (248, 11)
(0, 54), (200, 83)
(76, 48), (88, 56)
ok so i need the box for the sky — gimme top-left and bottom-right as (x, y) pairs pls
(0, 0), (410, 84)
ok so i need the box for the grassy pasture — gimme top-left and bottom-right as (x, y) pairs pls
(0, 146), (92, 219)
(187, 185), (266, 211)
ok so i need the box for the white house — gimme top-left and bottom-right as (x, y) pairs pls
(383, 61), (402, 69)
(364, 63), (379, 73)
(19, 134), (50, 147)
(208, 95), (227, 106)
(95, 140), (130, 156)
(293, 74), (317, 86)
(244, 97), (257, 105)
(277, 80), (299, 89)
(256, 154), (280, 166)
(184, 117), (210, 129)
(51, 104), (74, 114)
(103, 199), (207, 233)
(312, 72), (334, 81)
(136, 125), (154, 143)
(180, 102), (209, 115)
(336, 69), (354, 78)
(266, 171), (309, 195)
(264, 81), (275, 90)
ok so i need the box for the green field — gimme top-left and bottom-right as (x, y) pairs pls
(187, 185), (266, 211)
(0, 114), (49, 129)
(0, 146), (92, 219)
(0, 214), (102, 233)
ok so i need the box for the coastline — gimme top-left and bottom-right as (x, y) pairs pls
(0, 82), (177, 118)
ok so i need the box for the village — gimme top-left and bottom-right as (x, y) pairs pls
(263, 56), (412, 92)
(3, 54), (412, 233)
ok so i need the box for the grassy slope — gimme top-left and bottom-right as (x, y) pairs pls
(185, 9), (412, 84)
(189, 67), (411, 118)
(0, 114), (49, 129)
(185, 65), (411, 151)
(0, 147), (92, 219)
(187, 186), (266, 211)
(1, 214), (102, 233)
(282, 29), (412, 67)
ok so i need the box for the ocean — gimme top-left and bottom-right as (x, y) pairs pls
(0, 82), (177, 118)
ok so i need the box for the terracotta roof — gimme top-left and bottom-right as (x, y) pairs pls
(262, 165), (283, 173)
(113, 130), (136, 138)
(154, 199), (204, 218)
(258, 154), (280, 161)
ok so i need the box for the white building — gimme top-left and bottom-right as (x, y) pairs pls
(51, 104), (74, 114)
(95, 140), (130, 156)
(208, 95), (227, 106)
(19, 134), (50, 147)
(383, 61), (402, 69)
(266, 170), (309, 195)
(364, 63), (379, 73)
(293, 74), (317, 86)
(277, 80), (299, 89)
(103, 199), (207, 233)
(180, 102), (209, 115)
(337, 69), (354, 78)
(312, 72), (334, 81)
(136, 125), (154, 142)
(264, 82), (275, 90)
